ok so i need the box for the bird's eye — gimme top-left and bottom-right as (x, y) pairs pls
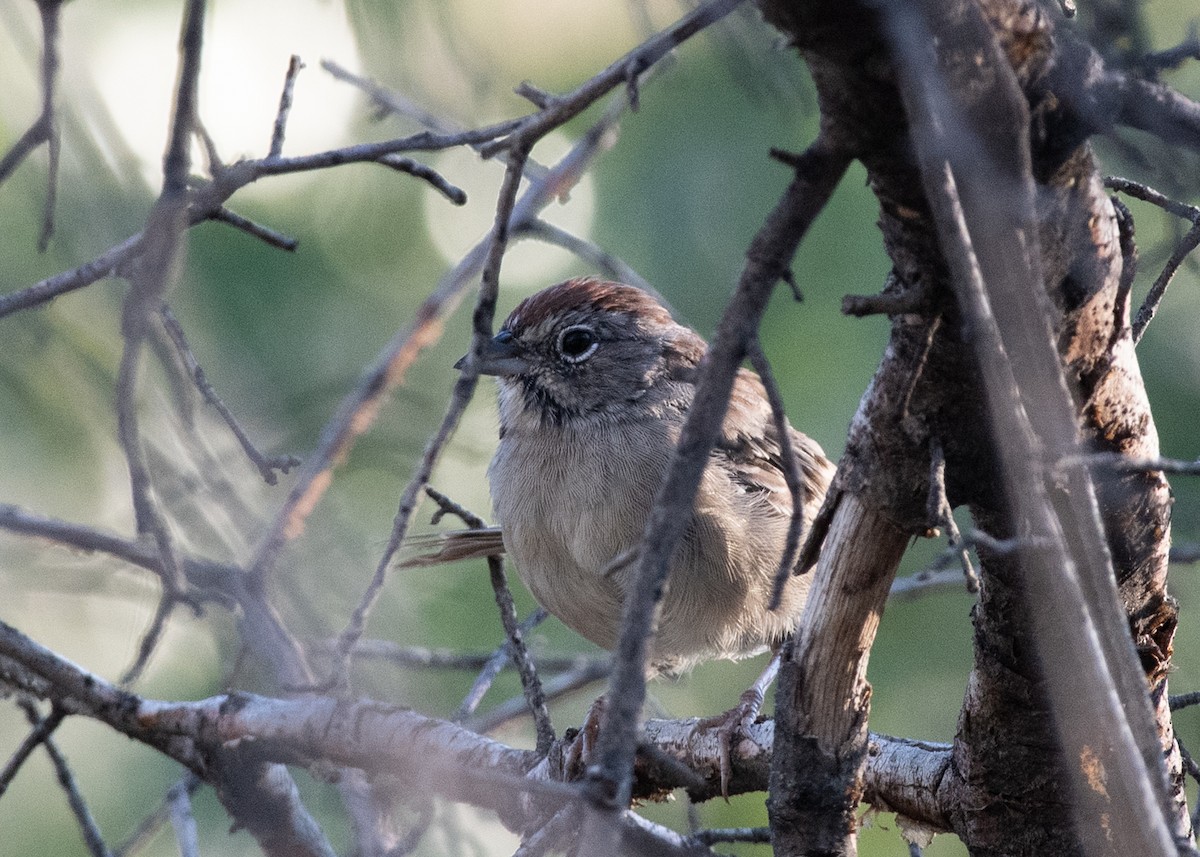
(557, 326), (599, 363)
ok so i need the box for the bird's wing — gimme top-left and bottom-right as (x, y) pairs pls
(715, 369), (834, 521)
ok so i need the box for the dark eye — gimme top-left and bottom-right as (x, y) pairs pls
(557, 326), (599, 363)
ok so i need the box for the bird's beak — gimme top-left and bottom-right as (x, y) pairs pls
(455, 331), (529, 377)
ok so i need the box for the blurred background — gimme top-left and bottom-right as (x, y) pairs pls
(0, 0), (1197, 854)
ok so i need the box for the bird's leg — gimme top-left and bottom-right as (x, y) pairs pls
(563, 694), (607, 780)
(695, 649), (781, 798)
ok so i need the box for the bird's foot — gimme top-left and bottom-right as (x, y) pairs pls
(562, 695), (607, 781)
(696, 684), (766, 799)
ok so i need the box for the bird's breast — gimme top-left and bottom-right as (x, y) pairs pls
(488, 420), (674, 650)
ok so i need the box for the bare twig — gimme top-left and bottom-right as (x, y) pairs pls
(166, 778), (201, 857)
(323, 634), (609, 674)
(0, 0), (63, 251)
(841, 287), (928, 317)
(685, 827), (771, 846)
(1170, 544), (1200, 565)
(1105, 176), (1200, 221)
(17, 701), (113, 857)
(465, 655), (612, 735)
(582, 136), (849, 853)
(112, 775), (202, 857)
(209, 207), (299, 251)
(376, 154), (467, 204)
(330, 146), (530, 673)
(519, 219), (655, 295)
(513, 806), (580, 857)
(0, 503), (237, 599)
(480, 0), (748, 157)
(453, 608), (549, 723)
(0, 700), (65, 797)
(1140, 26), (1200, 75)
(1170, 691), (1200, 711)
(113, 0), (210, 611)
(1066, 452), (1200, 476)
(888, 568), (975, 600)
(159, 304), (301, 484)
(1105, 176), (1200, 343)
(119, 597), (177, 687)
(927, 438), (978, 593)
(747, 337), (809, 609)
(269, 55), (304, 158)
(0, 126), (521, 322)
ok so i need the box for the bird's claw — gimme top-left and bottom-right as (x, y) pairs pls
(697, 685), (766, 799)
(563, 696), (607, 780)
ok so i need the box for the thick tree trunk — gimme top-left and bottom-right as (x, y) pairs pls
(758, 0), (1186, 853)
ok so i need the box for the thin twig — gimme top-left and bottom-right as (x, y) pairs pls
(1066, 452), (1200, 476)
(114, 0), (208, 605)
(332, 636), (607, 675)
(0, 125), (521, 321)
(209, 207), (299, 251)
(512, 805), (580, 857)
(0, 503), (238, 600)
(112, 775), (202, 857)
(119, 596), (177, 687)
(582, 136), (849, 847)
(0, 0), (63, 251)
(519, 219), (655, 295)
(18, 701), (113, 857)
(747, 337), (809, 610)
(1170, 691), (1200, 711)
(465, 655), (612, 734)
(321, 59), (551, 185)
(269, 55), (304, 159)
(329, 147), (531, 680)
(424, 485), (487, 528)
(454, 609), (549, 722)
(159, 304), (301, 484)
(1133, 220), (1200, 343)
(167, 778), (201, 857)
(417, 489), (554, 744)
(1140, 26), (1200, 76)
(1105, 176), (1200, 221)
(1104, 176), (1200, 343)
(927, 438), (979, 593)
(251, 97), (626, 593)
(0, 700), (65, 797)
(377, 154), (467, 204)
(480, 0), (748, 157)
(888, 568), (974, 600)
(1170, 544), (1200, 565)
(685, 827), (771, 846)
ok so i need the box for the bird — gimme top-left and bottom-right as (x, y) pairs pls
(410, 277), (833, 670)
(407, 276), (834, 787)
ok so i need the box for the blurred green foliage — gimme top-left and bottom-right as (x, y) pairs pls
(1, 1), (1198, 856)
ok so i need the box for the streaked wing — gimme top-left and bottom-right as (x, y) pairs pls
(716, 369), (833, 521)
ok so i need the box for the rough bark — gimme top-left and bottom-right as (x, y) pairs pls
(757, 0), (1185, 853)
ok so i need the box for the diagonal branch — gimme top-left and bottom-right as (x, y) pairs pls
(580, 138), (849, 855)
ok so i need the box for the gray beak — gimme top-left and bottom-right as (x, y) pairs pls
(455, 330), (529, 377)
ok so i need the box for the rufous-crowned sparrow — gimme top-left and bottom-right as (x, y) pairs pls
(413, 277), (834, 679)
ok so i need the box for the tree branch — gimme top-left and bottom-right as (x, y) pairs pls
(582, 138), (849, 855)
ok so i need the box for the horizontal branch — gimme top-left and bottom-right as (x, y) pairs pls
(0, 503), (238, 600)
(0, 616), (955, 830)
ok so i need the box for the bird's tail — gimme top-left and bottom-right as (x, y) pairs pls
(398, 526), (506, 567)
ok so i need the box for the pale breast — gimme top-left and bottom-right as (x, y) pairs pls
(488, 418), (674, 651)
